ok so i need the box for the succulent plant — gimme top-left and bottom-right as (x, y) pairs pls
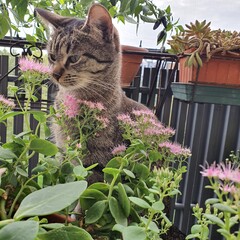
(168, 20), (240, 67)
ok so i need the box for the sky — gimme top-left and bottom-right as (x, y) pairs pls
(115, 0), (240, 48)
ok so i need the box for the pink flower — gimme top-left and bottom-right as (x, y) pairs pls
(63, 95), (79, 118)
(76, 143), (82, 149)
(111, 144), (127, 155)
(159, 141), (191, 156)
(117, 114), (136, 126)
(0, 95), (15, 108)
(220, 184), (237, 194)
(19, 58), (51, 74)
(96, 116), (109, 128)
(200, 162), (220, 178)
(132, 109), (155, 117)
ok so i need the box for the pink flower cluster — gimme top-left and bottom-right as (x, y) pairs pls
(117, 113), (136, 126)
(19, 58), (51, 74)
(0, 95), (15, 109)
(63, 95), (105, 118)
(63, 95), (79, 118)
(159, 141), (191, 156)
(201, 162), (240, 183)
(111, 144), (127, 155)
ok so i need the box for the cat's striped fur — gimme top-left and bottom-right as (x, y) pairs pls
(35, 4), (149, 182)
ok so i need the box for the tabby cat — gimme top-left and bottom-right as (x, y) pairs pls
(35, 4), (149, 182)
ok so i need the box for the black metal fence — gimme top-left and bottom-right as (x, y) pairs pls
(1, 38), (240, 239)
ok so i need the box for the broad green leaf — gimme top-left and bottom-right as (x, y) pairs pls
(0, 221), (38, 240)
(14, 181), (87, 220)
(205, 198), (219, 205)
(0, 147), (17, 159)
(41, 223), (65, 229)
(203, 214), (224, 227)
(88, 182), (109, 194)
(133, 163), (149, 179)
(118, 183), (131, 217)
(122, 226), (146, 240)
(109, 197), (127, 226)
(140, 15), (156, 23)
(85, 200), (106, 224)
(186, 233), (200, 239)
(38, 226), (93, 240)
(129, 197), (150, 209)
(16, 0), (28, 21)
(30, 110), (46, 123)
(0, 12), (11, 39)
(80, 189), (107, 210)
(152, 200), (164, 212)
(130, 0), (139, 13)
(123, 168), (135, 178)
(213, 203), (236, 214)
(190, 224), (202, 234)
(29, 139), (58, 156)
(16, 166), (28, 177)
(217, 229), (232, 238)
(103, 167), (120, 177)
(0, 111), (23, 122)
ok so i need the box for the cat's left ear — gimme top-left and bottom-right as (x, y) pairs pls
(84, 4), (114, 42)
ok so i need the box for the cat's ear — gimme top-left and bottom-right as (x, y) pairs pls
(84, 4), (114, 42)
(35, 8), (76, 33)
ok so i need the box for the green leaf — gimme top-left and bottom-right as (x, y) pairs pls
(217, 229), (232, 238)
(205, 198), (219, 205)
(140, 217), (159, 233)
(152, 200), (164, 212)
(14, 181), (87, 220)
(0, 11), (11, 39)
(38, 226), (93, 240)
(85, 200), (106, 224)
(109, 197), (127, 226)
(129, 197), (151, 209)
(16, 166), (28, 177)
(118, 183), (131, 217)
(41, 223), (65, 230)
(140, 15), (156, 23)
(123, 168), (135, 178)
(122, 226), (146, 240)
(0, 111), (23, 122)
(103, 167), (120, 177)
(0, 147), (17, 159)
(29, 139), (58, 156)
(88, 183), (109, 194)
(203, 214), (224, 227)
(16, 0), (28, 21)
(30, 111), (46, 123)
(133, 163), (149, 179)
(130, 0), (139, 13)
(80, 189), (107, 210)
(213, 203), (236, 214)
(0, 221), (38, 240)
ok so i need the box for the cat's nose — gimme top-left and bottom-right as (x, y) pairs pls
(52, 72), (61, 81)
(52, 68), (64, 81)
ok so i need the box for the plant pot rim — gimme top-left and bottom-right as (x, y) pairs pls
(121, 45), (149, 54)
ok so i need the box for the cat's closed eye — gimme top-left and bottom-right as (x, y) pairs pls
(68, 55), (81, 64)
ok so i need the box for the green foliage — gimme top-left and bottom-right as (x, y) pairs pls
(0, 57), (191, 239)
(1, 0), (181, 46)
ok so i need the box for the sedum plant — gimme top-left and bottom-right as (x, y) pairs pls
(0, 57), (191, 239)
(168, 20), (240, 67)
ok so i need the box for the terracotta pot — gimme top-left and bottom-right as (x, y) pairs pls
(121, 45), (148, 87)
(44, 213), (76, 223)
(179, 54), (240, 87)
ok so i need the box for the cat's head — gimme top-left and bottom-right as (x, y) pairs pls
(35, 4), (121, 91)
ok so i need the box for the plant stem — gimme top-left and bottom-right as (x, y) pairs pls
(0, 199), (7, 220)
(0, 219), (15, 228)
(8, 172), (44, 218)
